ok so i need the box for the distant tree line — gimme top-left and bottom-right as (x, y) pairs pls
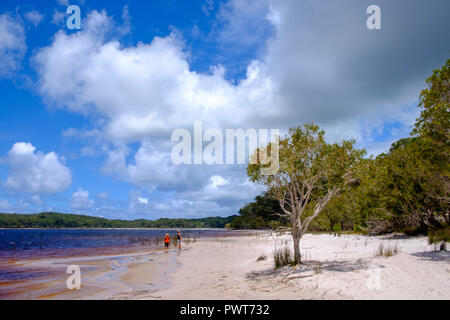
(0, 212), (236, 229)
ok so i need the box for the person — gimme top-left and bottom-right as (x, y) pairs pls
(164, 233), (170, 250)
(177, 229), (182, 248)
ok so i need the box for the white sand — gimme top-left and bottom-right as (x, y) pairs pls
(157, 233), (450, 300)
(4, 233), (448, 300)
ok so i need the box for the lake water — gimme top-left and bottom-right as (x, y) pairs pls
(0, 228), (247, 288)
(0, 228), (243, 261)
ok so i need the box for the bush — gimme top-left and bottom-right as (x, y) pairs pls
(273, 246), (296, 269)
(428, 226), (449, 251)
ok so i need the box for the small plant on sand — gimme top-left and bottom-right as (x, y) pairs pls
(273, 246), (296, 269)
(314, 264), (322, 274)
(376, 242), (384, 256)
(376, 241), (398, 257)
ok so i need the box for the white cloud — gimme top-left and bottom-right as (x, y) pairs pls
(34, 10), (272, 142)
(104, 143), (183, 189)
(18, 195), (45, 208)
(0, 200), (14, 213)
(0, 13), (26, 77)
(179, 174), (263, 202)
(138, 197), (148, 204)
(25, 10), (44, 27)
(70, 187), (94, 210)
(33, 3), (450, 217)
(3, 142), (72, 194)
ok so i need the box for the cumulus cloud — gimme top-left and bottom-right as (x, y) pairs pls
(34, 10), (271, 141)
(70, 187), (94, 210)
(103, 143), (187, 190)
(33, 2), (450, 216)
(0, 13), (26, 77)
(3, 142), (72, 194)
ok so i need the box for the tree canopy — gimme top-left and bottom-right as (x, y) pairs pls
(247, 123), (364, 264)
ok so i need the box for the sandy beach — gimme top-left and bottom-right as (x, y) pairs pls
(1, 232), (449, 300)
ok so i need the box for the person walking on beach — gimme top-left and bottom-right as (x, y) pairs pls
(177, 230), (182, 248)
(164, 233), (170, 251)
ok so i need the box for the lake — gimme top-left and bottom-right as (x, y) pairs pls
(0, 228), (244, 261)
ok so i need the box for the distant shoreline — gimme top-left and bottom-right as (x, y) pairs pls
(0, 212), (237, 229)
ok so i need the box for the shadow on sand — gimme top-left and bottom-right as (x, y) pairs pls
(411, 250), (450, 262)
(246, 258), (381, 281)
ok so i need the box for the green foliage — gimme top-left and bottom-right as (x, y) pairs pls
(230, 193), (287, 230)
(311, 59), (449, 235)
(428, 225), (450, 245)
(0, 212), (237, 229)
(247, 123), (364, 264)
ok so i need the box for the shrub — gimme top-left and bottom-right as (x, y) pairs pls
(428, 226), (450, 251)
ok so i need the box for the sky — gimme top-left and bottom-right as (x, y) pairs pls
(0, 0), (449, 220)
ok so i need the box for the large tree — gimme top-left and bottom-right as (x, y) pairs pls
(247, 124), (364, 264)
(413, 59), (450, 214)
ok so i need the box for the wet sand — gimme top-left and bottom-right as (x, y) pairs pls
(0, 248), (180, 300)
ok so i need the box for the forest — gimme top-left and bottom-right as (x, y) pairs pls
(231, 59), (449, 244)
(0, 212), (236, 229)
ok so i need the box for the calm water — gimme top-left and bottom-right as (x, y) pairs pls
(0, 228), (246, 285)
(0, 228), (241, 260)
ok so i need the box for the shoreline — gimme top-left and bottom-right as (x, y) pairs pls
(0, 233), (449, 300)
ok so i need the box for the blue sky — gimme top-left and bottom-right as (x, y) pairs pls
(0, 0), (449, 219)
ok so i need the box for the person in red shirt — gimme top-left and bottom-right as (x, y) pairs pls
(164, 233), (170, 251)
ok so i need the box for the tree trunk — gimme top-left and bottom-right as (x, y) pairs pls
(292, 231), (302, 265)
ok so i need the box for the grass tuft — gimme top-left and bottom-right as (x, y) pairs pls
(375, 241), (399, 257)
(273, 246), (296, 269)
